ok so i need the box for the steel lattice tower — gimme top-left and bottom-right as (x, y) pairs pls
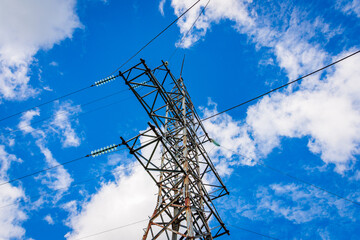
(120, 59), (229, 239)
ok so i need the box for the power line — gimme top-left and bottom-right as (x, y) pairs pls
(168, 0), (210, 62)
(218, 145), (360, 207)
(0, 161), (141, 210)
(0, 138), (156, 189)
(7, 89), (132, 136)
(202, 50), (360, 121)
(10, 84), (151, 139)
(75, 219), (278, 240)
(259, 162), (360, 207)
(0, 147), (125, 188)
(0, 156), (161, 211)
(0, 71), (119, 125)
(0, 156), (87, 188)
(74, 219), (148, 240)
(0, 0), (202, 124)
(227, 224), (280, 240)
(0, 85), (92, 123)
(108, 0), (202, 76)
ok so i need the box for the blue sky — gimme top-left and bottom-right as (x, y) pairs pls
(0, 0), (359, 239)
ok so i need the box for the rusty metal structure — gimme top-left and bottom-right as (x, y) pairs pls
(120, 59), (229, 239)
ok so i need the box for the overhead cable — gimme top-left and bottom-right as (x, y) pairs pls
(227, 224), (280, 240)
(0, 85), (93, 124)
(9, 85), (150, 137)
(5, 89), (131, 136)
(0, 138), (156, 189)
(108, 0), (202, 75)
(74, 219), (149, 240)
(168, 0), (210, 62)
(216, 144), (360, 207)
(0, 0), (202, 124)
(0, 145), (125, 188)
(0, 75), (123, 125)
(75, 219), (277, 240)
(0, 161), (141, 210)
(202, 50), (360, 121)
(260, 161), (360, 207)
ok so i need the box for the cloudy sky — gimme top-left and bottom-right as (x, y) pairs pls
(0, 0), (359, 239)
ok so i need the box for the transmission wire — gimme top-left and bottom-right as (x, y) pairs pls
(0, 148), (125, 188)
(227, 223), (280, 240)
(74, 219), (278, 240)
(7, 89), (132, 136)
(0, 85), (92, 123)
(108, 0), (202, 76)
(9, 85), (148, 138)
(202, 50), (360, 121)
(74, 219), (149, 240)
(1, 156), (161, 210)
(219, 145), (360, 207)
(0, 156), (87, 187)
(167, 0), (210, 62)
(0, 0), (202, 124)
(0, 137), (157, 189)
(0, 160), (141, 210)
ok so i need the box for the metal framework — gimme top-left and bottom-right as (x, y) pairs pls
(119, 59), (229, 239)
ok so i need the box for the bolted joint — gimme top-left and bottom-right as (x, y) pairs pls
(120, 137), (127, 145)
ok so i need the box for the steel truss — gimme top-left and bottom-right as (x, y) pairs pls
(119, 59), (229, 239)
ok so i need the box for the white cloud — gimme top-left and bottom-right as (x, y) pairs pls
(336, 0), (360, 17)
(18, 101), (82, 149)
(352, 170), (360, 181)
(159, 0), (166, 16)
(18, 109), (41, 135)
(36, 142), (73, 193)
(0, 145), (27, 239)
(43, 86), (53, 92)
(65, 162), (156, 240)
(49, 61), (58, 67)
(257, 184), (329, 223)
(318, 229), (331, 240)
(228, 183), (357, 224)
(44, 214), (55, 225)
(168, 0), (360, 174)
(18, 109), (73, 193)
(0, 145), (22, 178)
(168, 0), (335, 79)
(0, 0), (81, 101)
(170, 0), (254, 48)
(51, 101), (82, 148)
(245, 52), (360, 173)
(202, 51), (360, 174)
(0, 184), (27, 239)
(200, 100), (257, 176)
(201, 51), (360, 173)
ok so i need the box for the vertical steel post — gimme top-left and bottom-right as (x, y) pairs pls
(181, 78), (194, 239)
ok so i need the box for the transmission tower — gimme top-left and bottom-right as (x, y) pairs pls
(119, 59), (229, 239)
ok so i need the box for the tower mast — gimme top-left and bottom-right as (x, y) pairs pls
(120, 59), (229, 239)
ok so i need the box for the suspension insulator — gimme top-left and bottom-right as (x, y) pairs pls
(94, 75), (118, 87)
(91, 144), (120, 157)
